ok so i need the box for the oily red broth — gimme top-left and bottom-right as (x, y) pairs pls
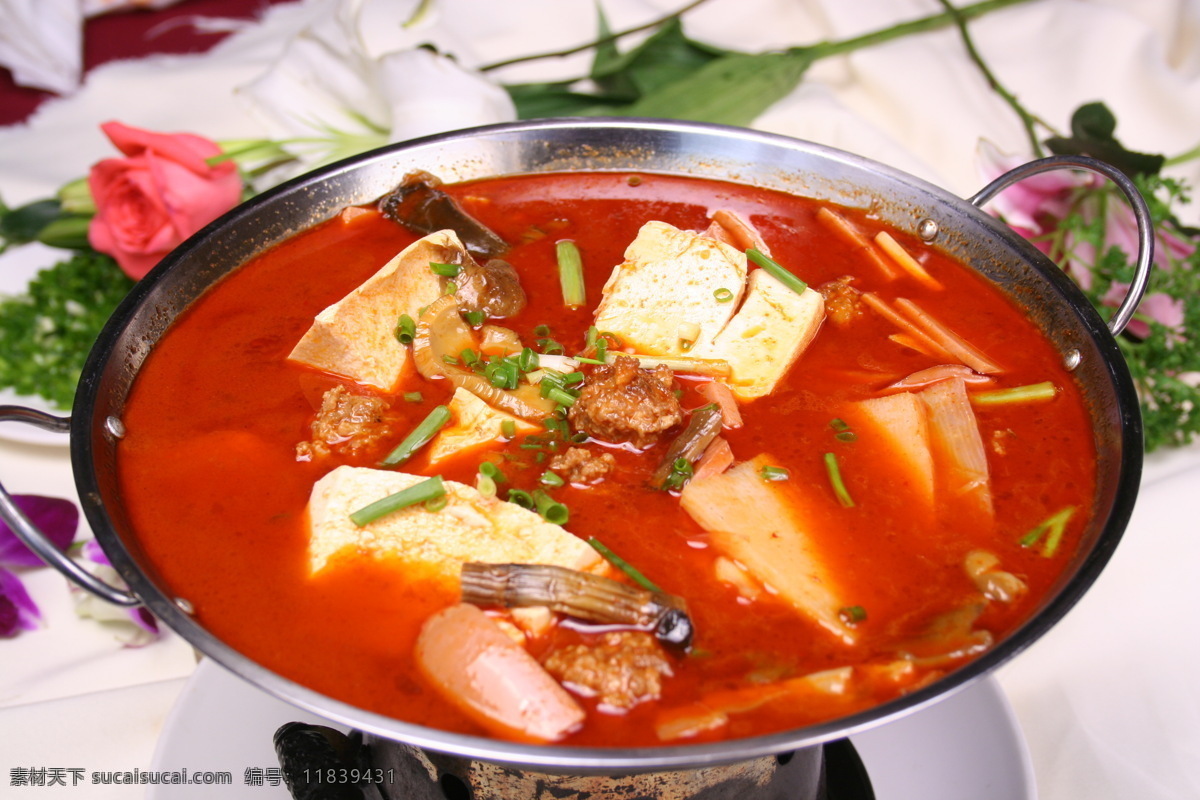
(117, 172), (1095, 747)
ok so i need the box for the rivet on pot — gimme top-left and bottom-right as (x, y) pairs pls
(104, 416), (126, 440)
(1064, 349), (1082, 371)
(917, 218), (939, 241)
(175, 598), (195, 615)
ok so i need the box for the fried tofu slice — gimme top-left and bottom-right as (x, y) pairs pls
(593, 221), (747, 355)
(288, 230), (466, 391)
(307, 466), (602, 580)
(680, 455), (857, 644)
(692, 269), (825, 401)
(426, 388), (539, 470)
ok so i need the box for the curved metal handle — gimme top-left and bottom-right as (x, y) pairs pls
(968, 154), (1154, 337)
(0, 405), (141, 607)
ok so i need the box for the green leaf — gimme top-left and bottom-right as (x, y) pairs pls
(505, 81), (622, 119)
(617, 49), (814, 126)
(1044, 102), (1165, 178)
(0, 199), (63, 247)
(591, 18), (738, 99)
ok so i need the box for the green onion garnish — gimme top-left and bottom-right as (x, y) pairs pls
(460, 348), (481, 367)
(540, 470), (565, 488)
(518, 347), (539, 372)
(714, 287), (734, 303)
(380, 405), (451, 466)
(839, 605), (867, 625)
(479, 461), (505, 481)
(971, 381), (1059, 406)
(545, 386), (577, 407)
(575, 356), (605, 365)
(424, 494), (448, 512)
(350, 476), (446, 526)
(1019, 506), (1077, 557)
(556, 240), (586, 309)
(476, 474), (497, 498)
(534, 324), (552, 337)
(506, 489), (534, 509)
(746, 248), (808, 295)
(441, 354), (459, 365)
(537, 337), (565, 355)
(403, 391), (423, 403)
(532, 489), (569, 525)
(759, 465), (790, 482)
(429, 262), (461, 277)
(662, 457), (694, 491)
(395, 314), (416, 345)
(823, 453), (854, 507)
(830, 419), (857, 442)
(500, 419), (516, 439)
(464, 310), (485, 327)
(587, 537), (662, 592)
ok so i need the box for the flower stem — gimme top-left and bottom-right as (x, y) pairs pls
(932, 0), (1058, 156)
(1165, 140), (1200, 167)
(479, 0), (716, 73)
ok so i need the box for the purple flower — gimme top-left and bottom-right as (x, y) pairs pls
(0, 568), (40, 637)
(976, 139), (1196, 299)
(0, 494), (79, 637)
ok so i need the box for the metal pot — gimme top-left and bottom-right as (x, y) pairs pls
(0, 119), (1151, 772)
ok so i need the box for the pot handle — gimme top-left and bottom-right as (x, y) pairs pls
(0, 405), (141, 607)
(968, 154), (1154, 337)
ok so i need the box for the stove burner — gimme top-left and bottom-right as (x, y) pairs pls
(273, 723), (875, 800)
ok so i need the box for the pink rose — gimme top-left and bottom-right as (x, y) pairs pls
(87, 121), (242, 279)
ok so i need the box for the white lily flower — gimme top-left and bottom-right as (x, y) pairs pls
(236, 0), (515, 184)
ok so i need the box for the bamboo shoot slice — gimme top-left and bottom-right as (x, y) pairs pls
(680, 455), (856, 643)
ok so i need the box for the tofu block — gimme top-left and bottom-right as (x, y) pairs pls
(693, 269), (825, 400)
(851, 392), (935, 508)
(426, 388), (539, 470)
(288, 230), (464, 391)
(680, 455), (856, 643)
(307, 466), (602, 580)
(593, 221), (747, 355)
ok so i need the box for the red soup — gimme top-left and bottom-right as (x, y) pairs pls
(118, 171), (1094, 747)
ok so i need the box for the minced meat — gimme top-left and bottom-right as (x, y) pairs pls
(548, 447), (616, 484)
(819, 277), (865, 326)
(296, 385), (391, 461)
(542, 630), (674, 710)
(568, 356), (682, 448)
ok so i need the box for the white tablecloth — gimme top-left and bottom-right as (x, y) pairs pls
(2, 1), (1199, 797)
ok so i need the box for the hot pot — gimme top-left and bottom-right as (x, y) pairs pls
(0, 120), (1151, 781)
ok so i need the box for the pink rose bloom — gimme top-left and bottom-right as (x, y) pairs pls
(87, 121), (243, 280)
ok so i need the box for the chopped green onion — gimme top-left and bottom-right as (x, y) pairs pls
(746, 248), (808, 295)
(971, 381), (1059, 406)
(758, 465), (790, 482)
(714, 287), (734, 303)
(587, 537), (662, 592)
(545, 386), (577, 407)
(540, 470), (565, 488)
(478, 461), (505, 481)
(441, 354), (459, 365)
(506, 489), (534, 509)
(403, 391), (424, 403)
(570, 432), (590, 444)
(429, 261), (461, 277)
(839, 605), (867, 625)
(517, 347), (539, 372)
(464, 310), (486, 327)
(395, 314), (416, 345)
(823, 453), (854, 508)
(350, 476), (446, 526)
(380, 405), (451, 466)
(537, 337), (565, 355)
(575, 356), (605, 365)
(500, 419), (517, 439)
(460, 348), (480, 367)
(532, 489), (569, 525)
(534, 324), (552, 337)
(424, 494), (448, 512)
(830, 418), (851, 431)
(1019, 506), (1077, 556)
(476, 474), (497, 498)
(663, 457), (694, 491)
(561, 371), (585, 386)
(835, 431), (857, 442)
(556, 240), (586, 309)
(585, 326), (599, 347)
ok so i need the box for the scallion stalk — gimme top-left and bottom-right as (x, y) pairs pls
(429, 261), (461, 277)
(395, 313), (416, 344)
(970, 381), (1058, 406)
(587, 536), (662, 593)
(746, 248), (808, 295)
(350, 476), (446, 527)
(380, 405), (451, 466)
(532, 489), (569, 525)
(823, 453), (854, 508)
(1019, 506), (1076, 556)
(556, 240), (586, 309)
